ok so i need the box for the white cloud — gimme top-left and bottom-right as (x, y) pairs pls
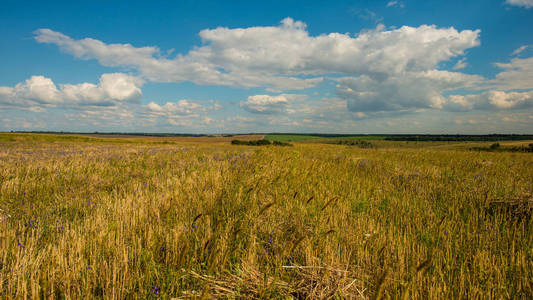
(335, 70), (483, 112)
(98, 73), (143, 101)
(387, 1), (404, 8)
(444, 90), (533, 111)
(489, 56), (533, 90)
(26, 17), (533, 129)
(240, 94), (290, 114)
(34, 19), (480, 92)
(146, 100), (207, 116)
(506, 0), (533, 8)
(0, 73), (143, 108)
(38, 98), (219, 132)
(196, 21), (479, 76)
(334, 48), (533, 114)
(34, 25), (321, 91)
(453, 57), (468, 70)
(511, 45), (529, 56)
(0, 72), (223, 131)
(239, 94), (311, 114)
(34, 29), (160, 69)
(0, 76), (61, 106)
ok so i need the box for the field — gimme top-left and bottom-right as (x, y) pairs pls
(0, 133), (532, 299)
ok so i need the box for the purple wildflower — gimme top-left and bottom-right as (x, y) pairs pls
(150, 286), (160, 295)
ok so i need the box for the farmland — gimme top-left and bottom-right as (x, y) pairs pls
(0, 133), (532, 299)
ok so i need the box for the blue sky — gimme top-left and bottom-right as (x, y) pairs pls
(1, 0), (532, 133)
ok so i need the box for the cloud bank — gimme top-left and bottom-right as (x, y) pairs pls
(444, 90), (533, 111)
(1, 17), (531, 133)
(0, 73), (143, 108)
(34, 19), (480, 93)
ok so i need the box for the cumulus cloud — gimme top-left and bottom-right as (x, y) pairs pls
(0, 71), (223, 131)
(240, 94), (311, 114)
(34, 25), (321, 91)
(506, 0), (533, 8)
(34, 19), (480, 92)
(444, 90), (533, 111)
(197, 21), (479, 76)
(0, 73), (143, 108)
(29, 18), (532, 124)
(146, 100), (214, 116)
(335, 70), (483, 112)
(0, 76), (61, 106)
(488, 56), (533, 90)
(240, 94), (290, 114)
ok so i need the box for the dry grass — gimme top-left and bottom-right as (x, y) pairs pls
(0, 135), (531, 299)
(79, 134), (266, 143)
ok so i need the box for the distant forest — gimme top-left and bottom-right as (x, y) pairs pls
(383, 134), (533, 141)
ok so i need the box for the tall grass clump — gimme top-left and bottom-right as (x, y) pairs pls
(0, 135), (531, 298)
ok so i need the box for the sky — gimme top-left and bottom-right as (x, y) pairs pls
(1, 0), (532, 134)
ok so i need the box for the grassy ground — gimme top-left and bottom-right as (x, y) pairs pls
(0, 134), (531, 299)
(0, 133), (265, 144)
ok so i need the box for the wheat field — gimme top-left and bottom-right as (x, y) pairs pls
(0, 134), (531, 299)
